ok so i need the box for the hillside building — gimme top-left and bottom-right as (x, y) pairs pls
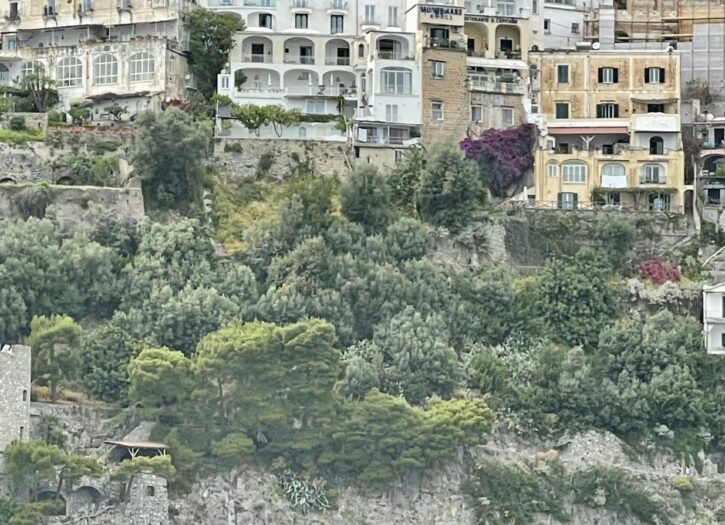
(704, 283), (725, 354)
(530, 48), (687, 212)
(0, 0), (192, 118)
(0, 345), (31, 472)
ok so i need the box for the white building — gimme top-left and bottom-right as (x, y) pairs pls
(703, 283), (725, 354)
(0, 0), (191, 119)
(208, 0), (421, 150)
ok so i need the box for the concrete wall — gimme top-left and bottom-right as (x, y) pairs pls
(0, 185), (145, 231)
(0, 345), (31, 457)
(0, 112), (48, 132)
(421, 48), (469, 144)
(213, 138), (352, 179)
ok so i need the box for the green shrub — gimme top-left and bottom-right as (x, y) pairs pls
(8, 115), (26, 131)
(47, 111), (66, 124)
(672, 474), (694, 492)
(224, 141), (243, 153)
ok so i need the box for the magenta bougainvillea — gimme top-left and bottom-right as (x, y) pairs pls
(638, 258), (681, 285)
(459, 124), (536, 197)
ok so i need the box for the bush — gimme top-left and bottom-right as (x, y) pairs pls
(638, 258), (681, 285)
(8, 116), (26, 131)
(672, 474), (694, 492)
(47, 111), (66, 124)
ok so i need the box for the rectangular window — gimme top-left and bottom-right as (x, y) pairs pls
(645, 67), (665, 84)
(571, 22), (580, 33)
(381, 69), (411, 95)
(558, 192), (578, 210)
(431, 101), (444, 120)
(557, 65), (569, 84)
(364, 4), (375, 23)
(330, 15), (344, 33)
(471, 105), (482, 123)
(532, 0), (538, 13)
(562, 164), (586, 183)
(306, 100), (325, 114)
(721, 296), (725, 317)
(497, 0), (514, 15)
(385, 104), (398, 122)
(598, 67), (618, 84)
(45, 0), (56, 15)
(641, 164), (665, 184)
(596, 103), (619, 118)
(430, 60), (445, 78)
(555, 101), (569, 119)
(395, 149), (404, 163)
(544, 19), (551, 33)
(259, 13), (272, 28)
(388, 6), (398, 26)
(501, 107), (514, 126)
(295, 13), (308, 29)
(547, 162), (558, 177)
(556, 142), (570, 154)
(647, 103), (665, 113)
(602, 144), (614, 155)
(9, 1), (18, 18)
(721, 332), (725, 348)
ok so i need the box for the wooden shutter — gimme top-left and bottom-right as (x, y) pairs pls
(659, 67), (666, 83)
(596, 104), (603, 118)
(644, 68), (649, 83)
(557, 192), (563, 209)
(612, 68), (619, 83)
(572, 193), (578, 209)
(598, 68), (603, 82)
(613, 104), (619, 118)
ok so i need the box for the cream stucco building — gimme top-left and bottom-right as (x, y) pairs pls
(531, 48), (687, 212)
(0, 0), (191, 118)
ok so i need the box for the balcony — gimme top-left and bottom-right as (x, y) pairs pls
(325, 56), (351, 65)
(290, 0), (308, 7)
(630, 113), (680, 133)
(284, 54), (315, 65)
(4, 9), (20, 22)
(286, 85), (357, 97)
(329, 0), (347, 9)
(425, 36), (467, 50)
(468, 73), (525, 93)
(117, 0), (132, 10)
(245, 0), (275, 5)
(242, 53), (272, 63)
(376, 51), (412, 60)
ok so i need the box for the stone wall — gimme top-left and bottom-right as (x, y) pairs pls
(30, 403), (121, 455)
(0, 346), (31, 456)
(420, 47), (469, 144)
(45, 125), (135, 155)
(0, 184), (145, 231)
(0, 112), (48, 132)
(213, 138), (352, 180)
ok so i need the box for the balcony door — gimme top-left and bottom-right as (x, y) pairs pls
(251, 43), (265, 62)
(716, 128), (725, 147)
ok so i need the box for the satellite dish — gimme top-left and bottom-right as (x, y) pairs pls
(591, 41), (601, 50)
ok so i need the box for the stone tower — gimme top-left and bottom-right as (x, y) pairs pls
(0, 345), (32, 454)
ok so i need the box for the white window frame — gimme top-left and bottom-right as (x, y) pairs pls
(641, 164), (666, 184)
(295, 13), (308, 29)
(21, 60), (44, 78)
(129, 52), (155, 82)
(431, 101), (444, 121)
(93, 54), (118, 85)
(601, 163), (626, 177)
(388, 6), (398, 26)
(496, 0), (514, 15)
(599, 103), (618, 118)
(306, 99), (325, 114)
(646, 67), (662, 84)
(547, 161), (558, 177)
(56, 57), (82, 87)
(430, 60), (445, 78)
(330, 14), (344, 34)
(385, 104), (398, 122)
(471, 105), (482, 123)
(364, 4), (375, 23)
(601, 67), (614, 84)
(381, 67), (412, 95)
(501, 106), (514, 126)
(560, 192), (577, 209)
(562, 162), (587, 183)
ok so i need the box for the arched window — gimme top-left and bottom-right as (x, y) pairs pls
(56, 57), (82, 87)
(649, 136), (664, 155)
(129, 52), (154, 82)
(546, 160), (558, 177)
(562, 161), (587, 183)
(641, 164), (666, 184)
(380, 67), (411, 95)
(21, 60), (44, 78)
(93, 54), (118, 85)
(299, 126), (306, 138)
(358, 44), (365, 58)
(0, 63), (8, 73)
(601, 163), (625, 177)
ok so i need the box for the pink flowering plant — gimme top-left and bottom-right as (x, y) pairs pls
(637, 258), (681, 285)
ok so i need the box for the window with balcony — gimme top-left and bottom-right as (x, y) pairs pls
(649, 192), (670, 211)
(44, 0), (56, 16)
(364, 5), (375, 24)
(547, 161), (558, 177)
(386, 104), (398, 122)
(295, 13), (308, 28)
(258, 13), (273, 29)
(645, 67), (665, 84)
(649, 136), (664, 155)
(94, 54), (118, 85)
(555, 101), (569, 119)
(381, 67), (412, 95)
(601, 162), (626, 182)
(429, 27), (450, 47)
(330, 15), (344, 33)
(596, 103), (619, 118)
(640, 164), (666, 184)
(81, 0), (93, 12)
(598, 67), (618, 84)
(502, 107), (514, 126)
(430, 60), (445, 78)
(431, 101), (444, 120)
(378, 39), (402, 59)
(307, 100), (325, 113)
(388, 6), (398, 26)
(299, 46), (313, 64)
(56, 57), (82, 87)
(129, 52), (154, 82)
(558, 192), (578, 209)
(497, 0), (514, 15)
(8, 2), (18, 19)
(557, 64), (568, 84)
(471, 105), (482, 123)
(562, 162), (587, 183)
(647, 103), (665, 113)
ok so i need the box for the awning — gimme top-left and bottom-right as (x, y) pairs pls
(631, 97), (678, 103)
(548, 126), (628, 135)
(104, 440), (168, 449)
(465, 57), (529, 70)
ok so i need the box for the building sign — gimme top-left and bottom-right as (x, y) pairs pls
(465, 14), (518, 24)
(420, 5), (464, 25)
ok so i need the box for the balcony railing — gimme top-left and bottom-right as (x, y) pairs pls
(284, 54), (315, 64)
(468, 73), (524, 93)
(286, 85), (357, 97)
(330, 0), (347, 8)
(290, 0), (308, 7)
(376, 51), (411, 60)
(702, 140), (725, 150)
(325, 56), (351, 65)
(242, 53), (272, 63)
(245, 0), (275, 5)
(425, 36), (466, 50)
(522, 201), (682, 214)
(362, 18), (380, 25)
(4, 9), (20, 21)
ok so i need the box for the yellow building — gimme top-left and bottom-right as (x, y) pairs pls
(531, 49), (687, 213)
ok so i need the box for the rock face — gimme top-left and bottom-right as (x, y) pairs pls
(170, 430), (725, 525)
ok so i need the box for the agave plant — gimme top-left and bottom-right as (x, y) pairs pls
(279, 469), (330, 514)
